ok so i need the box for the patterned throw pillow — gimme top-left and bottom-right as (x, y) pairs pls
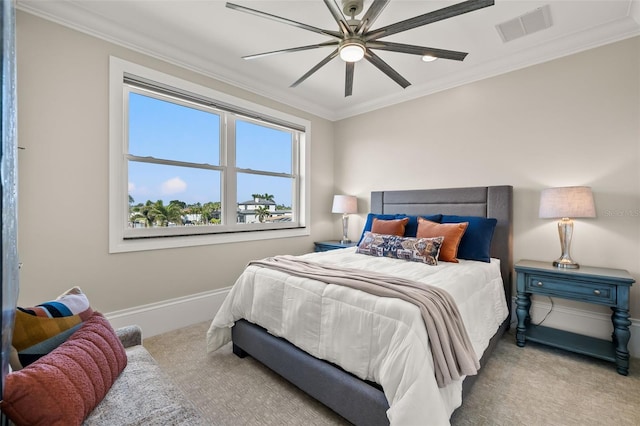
(11, 287), (93, 369)
(356, 231), (443, 265)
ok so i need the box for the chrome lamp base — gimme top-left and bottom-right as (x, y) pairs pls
(553, 218), (579, 269)
(340, 214), (351, 244)
(553, 258), (579, 269)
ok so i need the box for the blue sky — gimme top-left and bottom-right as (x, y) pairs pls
(127, 93), (293, 207)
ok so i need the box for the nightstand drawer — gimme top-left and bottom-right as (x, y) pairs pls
(525, 275), (616, 305)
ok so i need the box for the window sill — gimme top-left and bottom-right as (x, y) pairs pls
(109, 226), (310, 253)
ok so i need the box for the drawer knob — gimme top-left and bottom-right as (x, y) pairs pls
(536, 281), (543, 287)
(594, 289), (601, 295)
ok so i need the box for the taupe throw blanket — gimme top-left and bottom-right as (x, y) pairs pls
(248, 255), (480, 388)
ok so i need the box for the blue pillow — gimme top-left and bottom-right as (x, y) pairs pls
(440, 215), (497, 262)
(404, 214), (442, 238)
(358, 213), (442, 244)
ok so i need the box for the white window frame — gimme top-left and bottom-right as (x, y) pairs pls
(109, 57), (310, 253)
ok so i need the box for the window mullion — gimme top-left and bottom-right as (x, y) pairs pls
(223, 114), (237, 226)
(291, 132), (300, 224)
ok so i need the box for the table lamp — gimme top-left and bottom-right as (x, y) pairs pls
(539, 186), (596, 269)
(331, 195), (357, 244)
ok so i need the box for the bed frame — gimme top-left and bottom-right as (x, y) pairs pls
(232, 185), (513, 425)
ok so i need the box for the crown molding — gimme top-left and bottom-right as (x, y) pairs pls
(335, 16), (640, 119)
(16, 1), (337, 120)
(17, 1), (640, 122)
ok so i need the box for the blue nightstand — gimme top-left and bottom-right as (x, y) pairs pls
(515, 259), (635, 375)
(314, 240), (357, 252)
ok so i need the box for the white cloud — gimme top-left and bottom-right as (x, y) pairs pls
(161, 177), (187, 195)
(128, 182), (136, 191)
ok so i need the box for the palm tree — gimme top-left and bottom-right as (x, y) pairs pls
(202, 201), (221, 225)
(251, 193), (275, 202)
(132, 200), (158, 227)
(165, 200), (184, 225)
(170, 200), (187, 210)
(255, 205), (270, 223)
(128, 212), (146, 228)
(135, 200), (182, 227)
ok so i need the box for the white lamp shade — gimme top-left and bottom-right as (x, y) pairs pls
(332, 195), (357, 214)
(539, 186), (596, 219)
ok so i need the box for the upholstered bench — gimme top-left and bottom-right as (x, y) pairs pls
(2, 315), (206, 426)
(83, 324), (206, 425)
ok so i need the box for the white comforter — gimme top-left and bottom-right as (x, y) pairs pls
(207, 248), (509, 425)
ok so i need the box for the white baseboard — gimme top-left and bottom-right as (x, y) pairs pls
(104, 289), (640, 359)
(105, 287), (231, 339)
(511, 298), (640, 358)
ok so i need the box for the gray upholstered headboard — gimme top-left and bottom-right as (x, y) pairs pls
(370, 185), (513, 303)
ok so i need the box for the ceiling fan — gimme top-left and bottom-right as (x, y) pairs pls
(226, 0), (495, 97)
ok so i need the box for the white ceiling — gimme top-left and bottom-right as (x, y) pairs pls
(17, 1), (640, 121)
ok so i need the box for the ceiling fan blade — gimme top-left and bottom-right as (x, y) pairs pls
(365, 49), (411, 89)
(243, 41), (340, 60)
(355, 0), (390, 34)
(345, 62), (355, 97)
(323, 0), (353, 35)
(226, 2), (343, 40)
(365, 0), (494, 41)
(291, 49), (340, 88)
(367, 41), (468, 61)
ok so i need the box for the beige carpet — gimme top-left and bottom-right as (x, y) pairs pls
(145, 321), (640, 425)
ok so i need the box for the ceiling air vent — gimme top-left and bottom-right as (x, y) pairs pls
(496, 5), (552, 43)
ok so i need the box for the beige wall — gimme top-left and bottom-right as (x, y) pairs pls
(16, 12), (336, 311)
(16, 11), (640, 325)
(334, 36), (640, 319)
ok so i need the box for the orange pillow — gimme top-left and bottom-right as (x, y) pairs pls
(1, 313), (127, 426)
(417, 218), (468, 263)
(371, 217), (409, 236)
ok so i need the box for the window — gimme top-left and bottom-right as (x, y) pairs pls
(109, 58), (310, 252)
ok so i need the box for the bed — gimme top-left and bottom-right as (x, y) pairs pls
(207, 185), (513, 425)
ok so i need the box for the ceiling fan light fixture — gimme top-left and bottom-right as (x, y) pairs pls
(339, 42), (365, 62)
(227, 0), (495, 96)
